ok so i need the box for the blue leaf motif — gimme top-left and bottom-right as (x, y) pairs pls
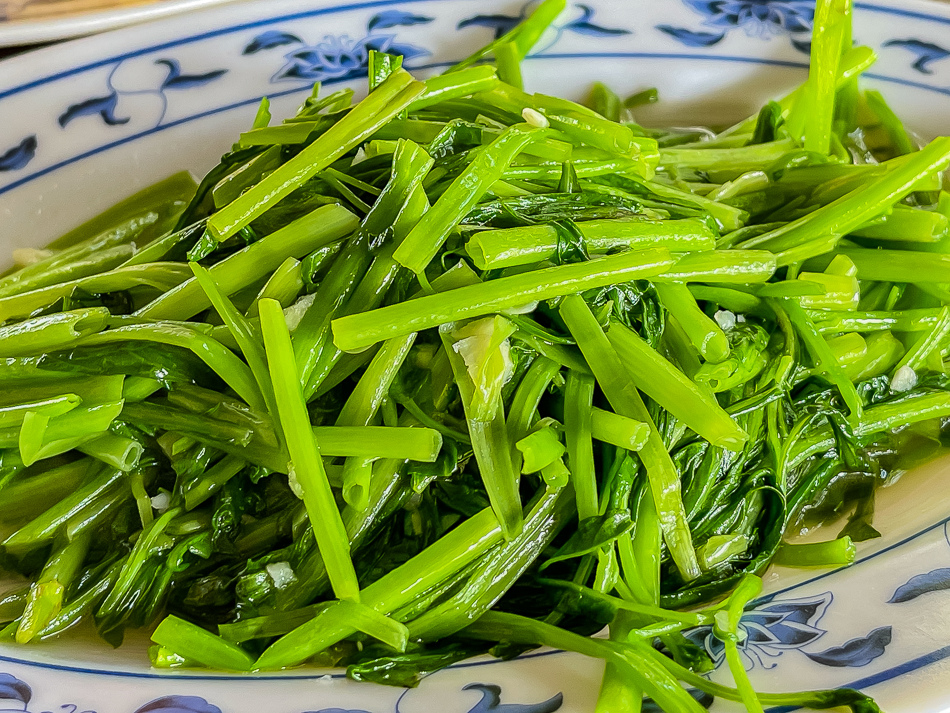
(363, 35), (394, 53)
(889, 567), (950, 603)
(134, 695), (222, 713)
(58, 92), (129, 127)
(791, 37), (811, 55)
(883, 39), (950, 74)
(457, 14), (521, 39)
(368, 10), (433, 31)
(804, 626), (892, 667)
(656, 25), (725, 47)
(564, 4), (630, 37)
(462, 683), (563, 713)
(0, 136), (37, 172)
(244, 30), (303, 54)
(156, 59), (228, 90)
(387, 42), (431, 61)
(752, 595), (832, 627)
(682, 0), (719, 14)
(0, 673), (31, 704)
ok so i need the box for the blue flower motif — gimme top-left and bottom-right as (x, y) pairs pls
(253, 11), (431, 85)
(883, 39), (950, 75)
(684, 0), (814, 37)
(0, 136), (38, 172)
(684, 592), (832, 670)
(273, 34), (428, 83)
(133, 695), (222, 713)
(660, 0), (812, 51)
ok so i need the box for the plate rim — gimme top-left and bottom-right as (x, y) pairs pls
(2, 0), (950, 705)
(2, 0), (949, 82)
(0, 0), (240, 47)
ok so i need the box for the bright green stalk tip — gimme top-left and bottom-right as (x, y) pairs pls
(774, 537), (856, 568)
(151, 614), (255, 672)
(515, 426), (566, 474)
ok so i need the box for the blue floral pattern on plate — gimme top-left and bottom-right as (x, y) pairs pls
(453, 683), (562, 713)
(2, 0), (945, 198)
(685, 592), (832, 669)
(458, 1), (629, 49)
(0, 676), (561, 713)
(882, 38), (950, 74)
(0, 136), (36, 172)
(659, 0), (813, 52)
(0, 673), (31, 707)
(133, 697), (222, 713)
(244, 10), (430, 84)
(803, 627), (893, 668)
(58, 59), (228, 130)
(2, 1), (950, 706)
(685, 590), (892, 670)
(889, 567), (950, 602)
(889, 522), (950, 603)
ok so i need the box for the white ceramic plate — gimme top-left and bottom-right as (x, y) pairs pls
(3, 0), (950, 711)
(0, 0), (241, 47)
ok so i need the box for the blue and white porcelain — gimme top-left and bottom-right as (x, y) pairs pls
(0, 0), (238, 48)
(2, 0), (950, 710)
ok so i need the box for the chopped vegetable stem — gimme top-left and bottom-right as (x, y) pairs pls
(259, 299), (360, 602)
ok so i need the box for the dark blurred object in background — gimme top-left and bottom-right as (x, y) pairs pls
(0, 43), (49, 60)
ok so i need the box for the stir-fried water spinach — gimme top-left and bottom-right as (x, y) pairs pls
(1, 0), (948, 709)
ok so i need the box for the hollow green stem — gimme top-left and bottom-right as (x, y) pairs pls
(466, 217), (715, 270)
(332, 247), (674, 352)
(260, 298), (360, 602)
(590, 408), (650, 451)
(655, 282), (730, 363)
(742, 138), (950, 253)
(140, 203), (358, 321)
(208, 69), (425, 240)
(394, 124), (548, 274)
(152, 614), (255, 671)
(254, 507), (502, 669)
(558, 295), (699, 580)
(607, 321), (747, 450)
